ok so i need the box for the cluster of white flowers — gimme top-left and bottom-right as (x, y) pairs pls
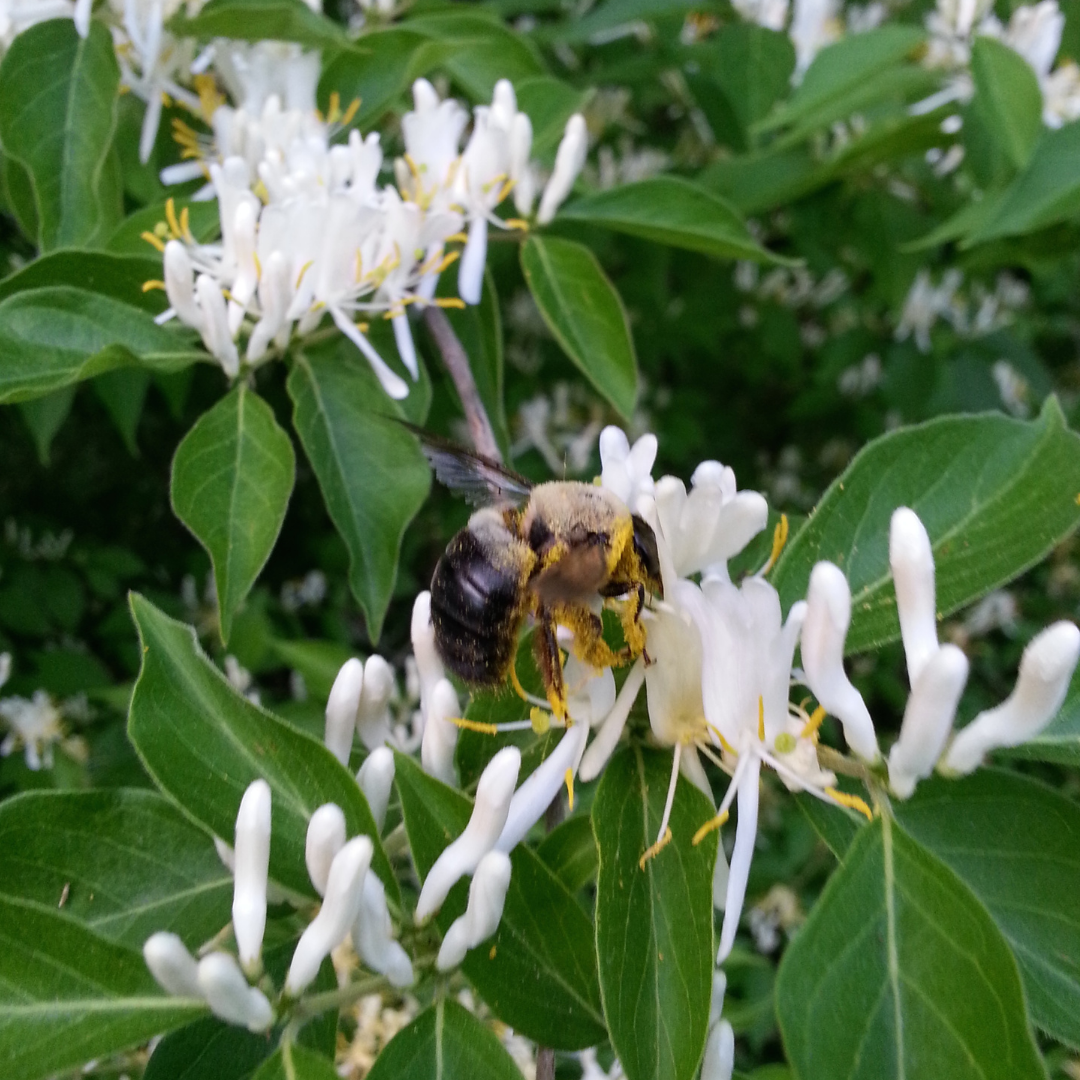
(143, 46), (588, 395)
(0, 654), (89, 770)
(144, 776), (413, 1029)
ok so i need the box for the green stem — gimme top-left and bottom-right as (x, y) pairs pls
(288, 973), (389, 1025)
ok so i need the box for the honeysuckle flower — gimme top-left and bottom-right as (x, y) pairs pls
(416, 746), (520, 921)
(437, 849), (513, 970)
(890, 507), (940, 683)
(144, 931), (202, 997)
(305, 803), (347, 897)
(286, 835), (373, 995)
(0, 689), (71, 770)
(413, 591), (463, 784)
(731, 0), (789, 32)
(354, 871), (414, 987)
(356, 656), (396, 750)
(536, 113), (588, 225)
(198, 951), (275, 1031)
(232, 779), (271, 974)
(701, 971), (735, 1080)
(357, 747), (395, 832)
(599, 425), (658, 513)
(942, 621), (1080, 773)
(326, 657), (364, 766)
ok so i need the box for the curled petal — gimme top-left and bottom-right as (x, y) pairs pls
(195, 275), (240, 379)
(890, 508), (939, 685)
(943, 622), (1080, 774)
(329, 306), (409, 400)
(357, 747), (395, 832)
(325, 658), (363, 766)
(305, 803), (347, 897)
(163, 241), (201, 328)
(458, 216), (487, 305)
(144, 932), (201, 997)
(198, 952), (273, 1031)
(717, 754), (760, 964)
(437, 850), (513, 970)
(353, 871), (415, 987)
(232, 779), (271, 973)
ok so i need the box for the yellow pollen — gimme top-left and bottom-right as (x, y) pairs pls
(638, 827), (673, 870)
(565, 769), (575, 811)
(193, 74), (224, 121)
(140, 231), (166, 252)
(341, 97), (361, 126)
(448, 716), (499, 735)
(505, 218), (531, 231)
(435, 297), (466, 309)
(825, 787), (873, 821)
(758, 696), (765, 742)
(692, 810), (730, 846)
(801, 704), (827, 740)
(529, 707), (550, 735)
(496, 176), (515, 203)
(762, 514), (789, 575)
(253, 179), (269, 204)
(160, 90), (172, 107)
(141, 279), (166, 292)
(179, 205), (192, 243)
(165, 198), (182, 240)
(708, 723), (737, 756)
(446, 231), (469, 244)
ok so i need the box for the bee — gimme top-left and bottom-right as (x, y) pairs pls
(416, 432), (663, 722)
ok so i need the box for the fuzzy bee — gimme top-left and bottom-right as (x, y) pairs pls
(416, 432), (663, 722)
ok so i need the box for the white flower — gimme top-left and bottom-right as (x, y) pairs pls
(232, 779), (271, 974)
(356, 656), (396, 750)
(436, 849), (513, 970)
(357, 747), (395, 832)
(305, 803), (347, 897)
(144, 932), (202, 997)
(701, 971), (735, 1080)
(353, 871), (414, 987)
(536, 114), (588, 225)
(325, 658), (364, 766)
(599, 425), (657, 513)
(198, 952), (275, 1031)
(732, 0), (789, 31)
(287, 835), (373, 995)
(0, 689), (67, 770)
(416, 747), (520, 921)
(890, 507), (940, 683)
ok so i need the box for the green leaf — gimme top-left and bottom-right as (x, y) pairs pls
(287, 343), (430, 642)
(592, 747), (716, 1080)
(17, 384), (76, 466)
(0, 21), (121, 250)
(966, 120), (1080, 243)
(107, 199), (221, 255)
(127, 593), (396, 901)
(171, 386), (296, 644)
(170, 0), (347, 49)
(252, 1044), (341, 1080)
(771, 397), (1080, 654)
(144, 1018), (272, 1080)
(895, 770), (1080, 1049)
(366, 999), (526, 1080)
(94, 367), (151, 456)
(516, 76), (591, 158)
(776, 815), (1045, 1080)
(269, 639), (357, 703)
(537, 814), (598, 893)
(559, 176), (786, 263)
(794, 792), (864, 860)
(903, 190), (1007, 252)
(971, 38), (1043, 171)
(0, 895), (202, 1080)
(707, 24), (796, 141)
(0, 249), (164, 306)
(394, 752), (606, 1049)
(0, 286), (202, 404)
(520, 235), (638, 419)
(544, 0), (702, 43)
(0, 789), (231, 951)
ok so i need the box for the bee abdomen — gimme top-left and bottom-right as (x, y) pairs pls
(430, 525), (533, 686)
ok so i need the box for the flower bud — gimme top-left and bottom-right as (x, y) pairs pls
(801, 562), (879, 761)
(416, 747), (520, 921)
(195, 274), (240, 378)
(537, 114), (587, 224)
(888, 644), (968, 798)
(357, 656), (395, 751)
(232, 779), (271, 974)
(353, 871), (415, 988)
(144, 932), (201, 997)
(436, 849), (513, 970)
(411, 591), (444, 706)
(701, 1019), (735, 1080)
(229, 200), (259, 329)
(163, 241), (201, 328)
(247, 251), (291, 362)
(305, 803), (347, 897)
(357, 747), (395, 832)
(286, 836), (373, 995)
(197, 952), (274, 1031)
(458, 215), (488, 305)
(325, 658), (364, 766)
(510, 113), (535, 216)
(890, 508), (939, 685)
(421, 677), (460, 786)
(943, 622), (1080, 774)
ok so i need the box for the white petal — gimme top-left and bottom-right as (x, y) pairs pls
(718, 754), (760, 963)
(701, 1020), (735, 1080)
(353, 871), (414, 987)
(578, 657), (647, 781)
(195, 275), (240, 378)
(420, 678), (460, 785)
(888, 644), (969, 799)
(163, 242), (201, 328)
(890, 508), (939, 685)
(436, 849), (512, 970)
(357, 747), (395, 832)
(325, 658), (363, 766)
(943, 622), (1080, 774)
(232, 779), (271, 972)
(198, 952), (273, 1031)
(411, 591), (445, 707)
(392, 313), (419, 379)
(357, 655), (395, 751)
(329, 306), (409, 400)
(458, 215), (488, 305)
(305, 803), (347, 897)
(537, 114), (587, 224)
(144, 932), (201, 997)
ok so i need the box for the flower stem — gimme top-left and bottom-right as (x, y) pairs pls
(288, 973), (388, 1026)
(422, 306), (502, 462)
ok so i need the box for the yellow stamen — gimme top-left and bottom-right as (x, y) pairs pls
(354, 321), (370, 333)
(140, 231), (166, 252)
(505, 218), (531, 231)
(496, 176), (515, 203)
(253, 179), (269, 205)
(825, 787), (873, 821)
(692, 810), (730, 846)
(707, 723), (737, 756)
(530, 707), (550, 735)
(435, 297), (466, 310)
(327, 91), (342, 124)
(565, 768), (575, 812)
(160, 90), (172, 107)
(295, 260), (314, 289)
(142, 279), (166, 292)
(165, 198), (182, 240)
(435, 250), (461, 273)
(448, 716), (499, 735)
(341, 97), (361, 126)
(509, 661), (530, 703)
(762, 513), (790, 575)
(639, 828), (673, 870)
(445, 231), (468, 244)
(800, 704), (827, 740)
(253, 250), (262, 281)
(758, 696), (765, 742)
(193, 73), (224, 121)
(179, 205), (192, 243)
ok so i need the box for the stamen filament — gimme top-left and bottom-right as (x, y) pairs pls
(140, 231), (166, 252)
(825, 787), (874, 820)
(638, 828), (672, 871)
(692, 809), (729, 846)
(641, 743), (682, 869)
(447, 717), (498, 735)
(760, 513), (790, 576)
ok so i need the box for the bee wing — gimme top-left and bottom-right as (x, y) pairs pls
(405, 425), (533, 508)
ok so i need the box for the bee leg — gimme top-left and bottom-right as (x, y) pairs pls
(556, 602), (624, 670)
(534, 606), (568, 722)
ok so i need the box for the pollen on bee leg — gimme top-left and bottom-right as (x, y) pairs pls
(448, 717), (499, 736)
(825, 787), (873, 821)
(692, 809), (730, 846)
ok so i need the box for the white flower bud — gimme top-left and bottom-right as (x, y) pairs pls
(411, 591), (444, 705)
(421, 678), (460, 786)
(537, 114), (587, 224)
(890, 508), (939, 685)
(305, 803), (347, 897)
(353, 871), (414, 988)
(197, 952), (274, 1031)
(801, 562), (879, 761)
(943, 622), (1080, 774)
(144, 932), (201, 997)
(247, 250), (291, 362)
(510, 113), (535, 216)
(437, 849), (512, 970)
(73, 0), (91, 36)
(497, 722), (587, 853)
(195, 274), (240, 378)
(458, 215), (487, 305)
(286, 836), (373, 996)
(416, 747), (520, 921)
(229, 200), (259, 331)
(888, 644), (969, 798)
(701, 1020), (735, 1080)
(325, 658), (364, 766)
(357, 747), (395, 832)
(163, 241), (201, 328)
(232, 779), (271, 973)
(357, 655), (395, 751)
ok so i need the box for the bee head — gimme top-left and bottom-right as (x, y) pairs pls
(630, 514), (664, 598)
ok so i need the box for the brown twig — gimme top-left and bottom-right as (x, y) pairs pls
(422, 306), (501, 462)
(536, 1047), (556, 1080)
